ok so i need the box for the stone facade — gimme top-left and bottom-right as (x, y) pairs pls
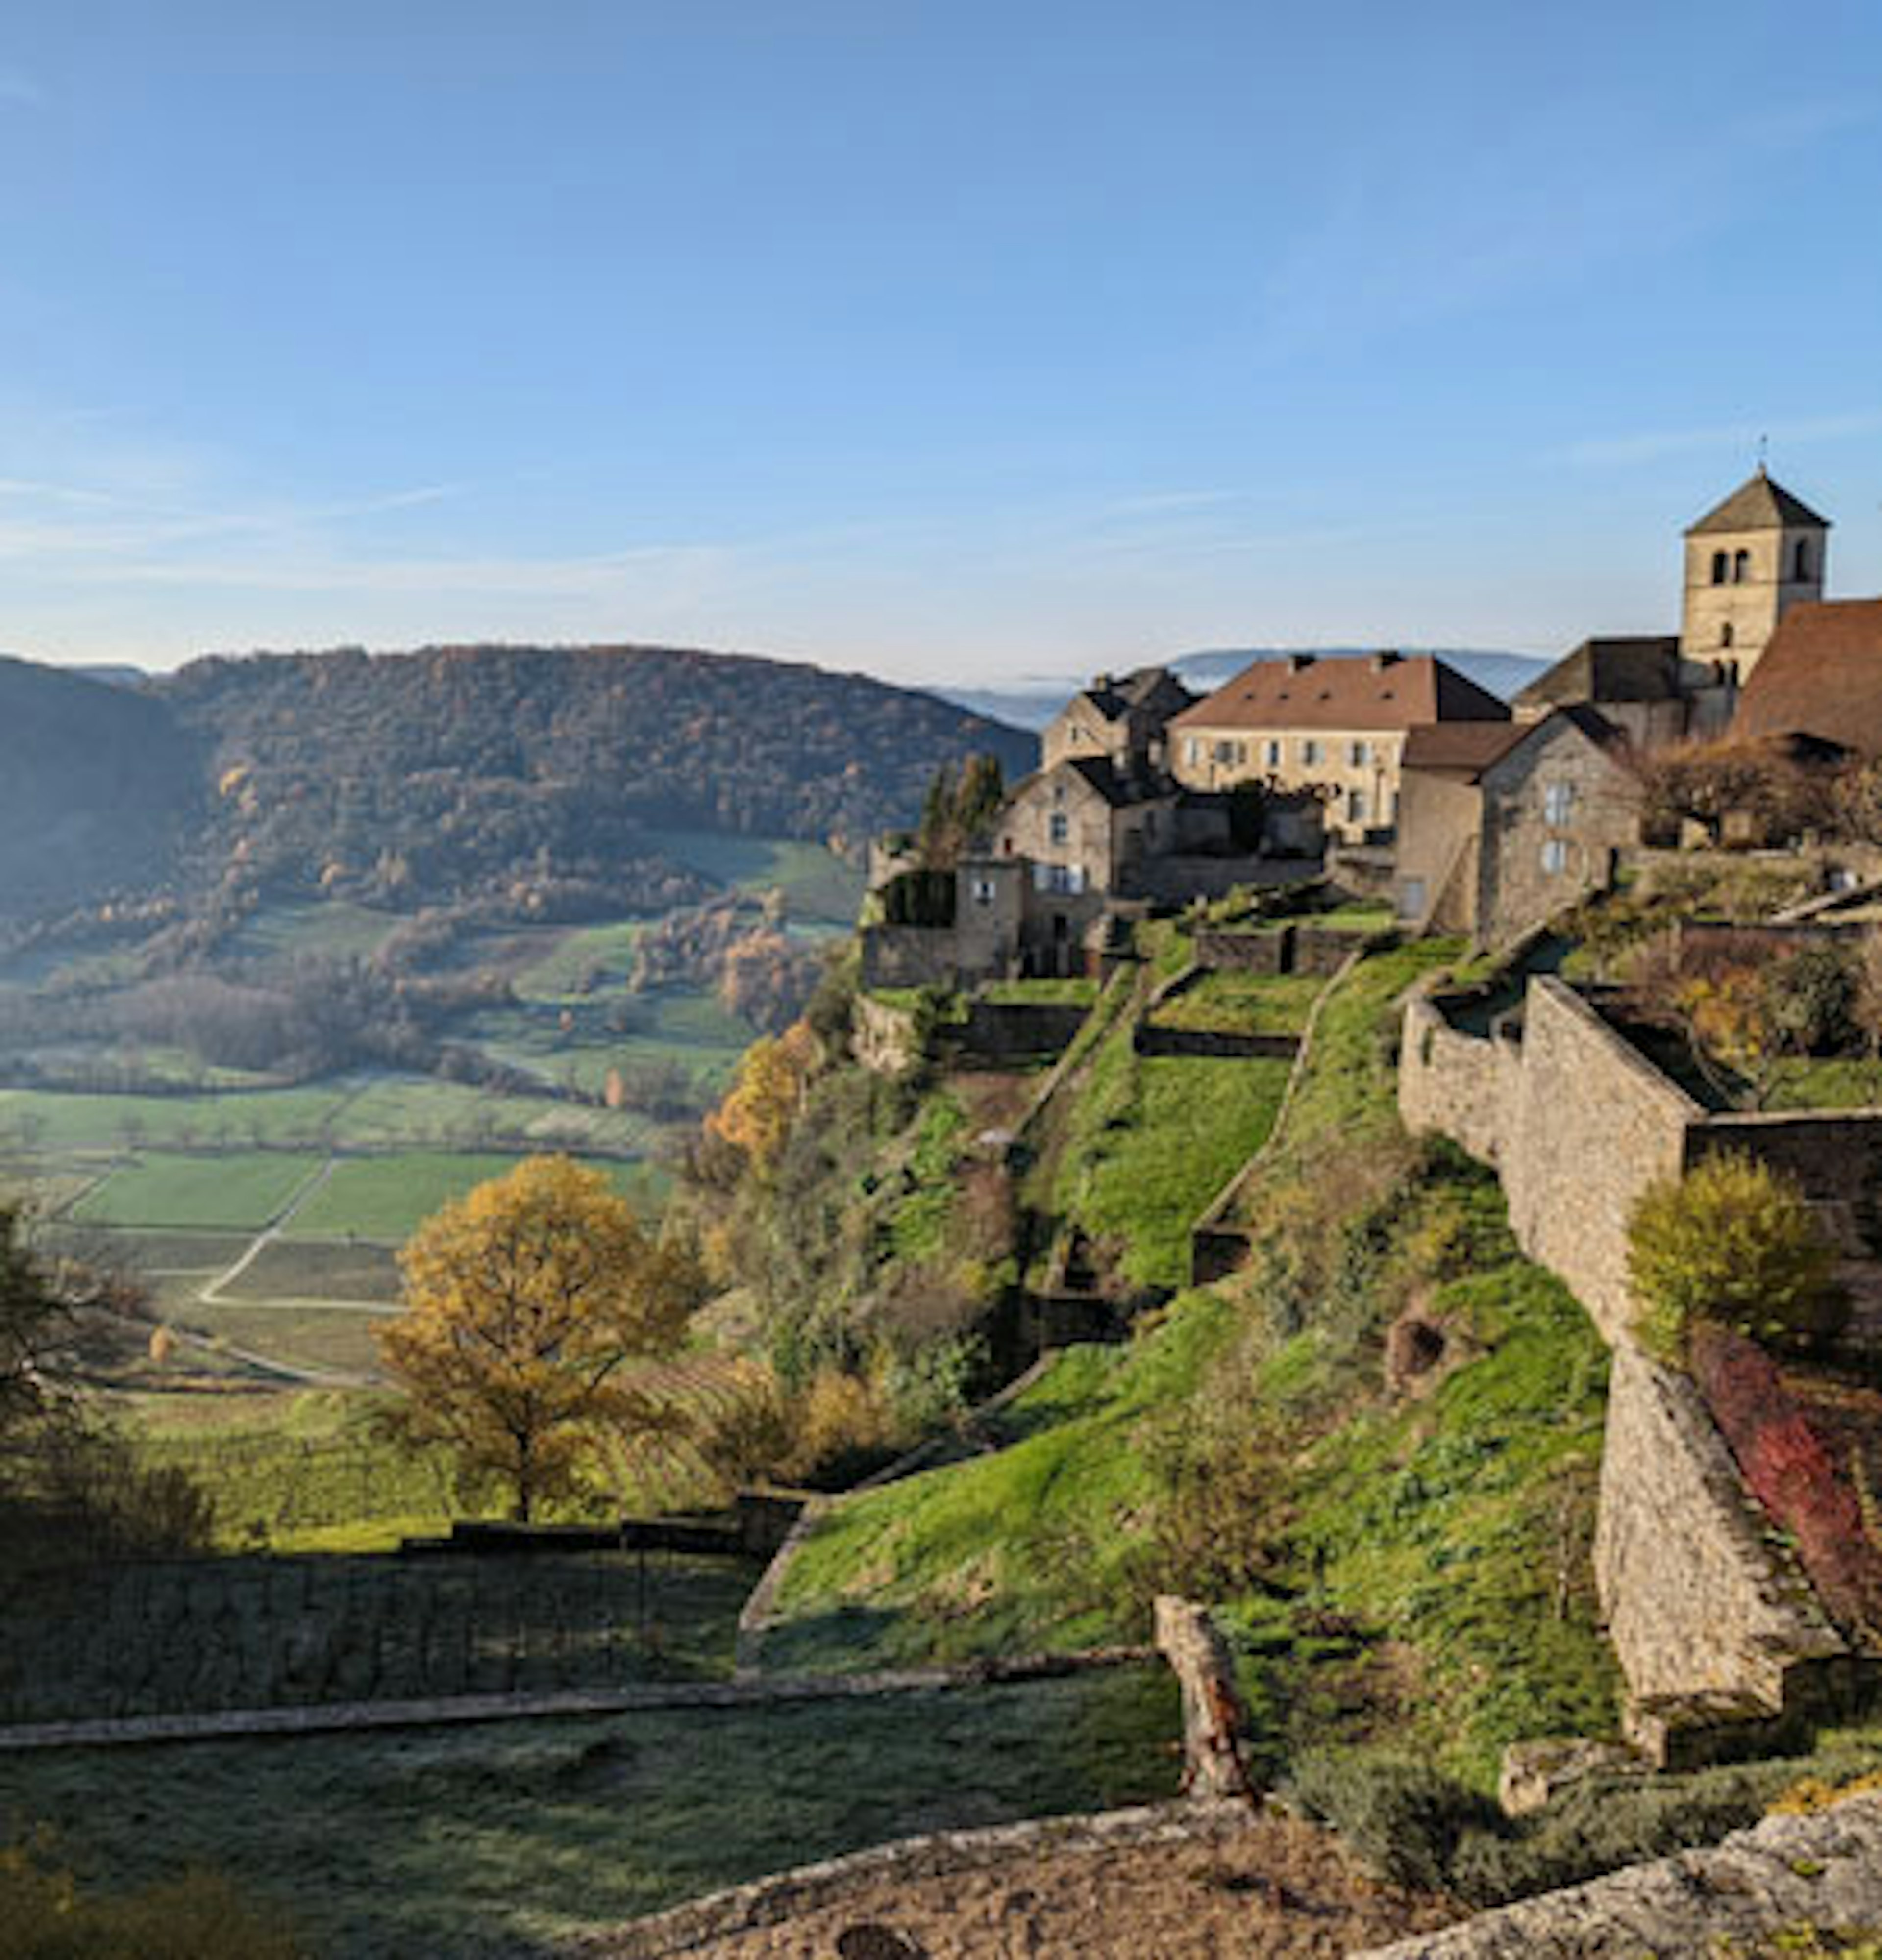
(1396, 713), (1639, 946)
(1174, 720), (1408, 838)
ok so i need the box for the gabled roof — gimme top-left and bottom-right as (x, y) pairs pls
(1401, 706), (1622, 785)
(1076, 665), (1194, 722)
(1513, 636), (1683, 709)
(1168, 652), (1508, 735)
(1009, 754), (1176, 810)
(1734, 600), (1882, 755)
(1686, 470), (1831, 537)
(1400, 722), (1530, 778)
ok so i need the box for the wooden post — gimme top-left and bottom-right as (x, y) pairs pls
(1154, 1595), (1256, 1803)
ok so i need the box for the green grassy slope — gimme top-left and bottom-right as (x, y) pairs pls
(768, 937), (1620, 1785)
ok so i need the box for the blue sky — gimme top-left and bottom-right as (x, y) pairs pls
(2, 0), (1881, 686)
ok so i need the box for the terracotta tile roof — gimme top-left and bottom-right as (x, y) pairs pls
(1167, 652), (1508, 735)
(1686, 470), (1831, 537)
(1514, 637), (1683, 707)
(1734, 600), (1882, 754)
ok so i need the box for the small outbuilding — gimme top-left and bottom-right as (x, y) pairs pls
(1395, 707), (1637, 944)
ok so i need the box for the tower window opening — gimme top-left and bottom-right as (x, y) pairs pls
(1720, 622), (1734, 649)
(1710, 550), (1729, 585)
(1794, 539), (1812, 582)
(1733, 549), (1751, 583)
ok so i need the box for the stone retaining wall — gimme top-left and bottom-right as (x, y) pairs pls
(1133, 1024), (1299, 1060)
(1193, 921), (1384, 977)
(852, 992), (924, 1074)
(1594, 1346), (1850, 1765)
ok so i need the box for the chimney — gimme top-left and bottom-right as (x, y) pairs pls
(1093, 672), (1114, 691)
(1287, 653), (1316, 673)
(1370, 650), (1402, 672)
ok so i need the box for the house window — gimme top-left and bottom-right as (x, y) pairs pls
(1542, 782), (1574, 825)
(1265, 739), (1282, 767)
(1183, 737), (1200, 766)
(1349, 739), (1369, 767)
(1046, 864), (1082, 894)
(1540, 838), (1569, 876)
(1213, 739), (1237, 764)
(1049, 812), (1069, 845)
(1711, 550), (1729, 585)
(970, 877), (996, 906)
(1348, 788), (1368, 825)
(1794, 539), (1812, 581)
(1301, 739), (1322, 767)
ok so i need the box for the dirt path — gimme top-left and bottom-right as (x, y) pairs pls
(605, 1812), (1454, 1960)
(198, 1154), (337, 1305)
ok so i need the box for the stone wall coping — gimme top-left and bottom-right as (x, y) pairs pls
(562, 1797), (1257, 1958)
(0, 1646), (1154, 1756)
(1525, 977), (1707, 1121)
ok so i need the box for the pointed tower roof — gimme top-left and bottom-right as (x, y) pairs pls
(1685, 468), (1832, 537)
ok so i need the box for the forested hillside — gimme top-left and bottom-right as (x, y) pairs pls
(0, 658), (204, 916)
(153, 645), (1036, 914)
(0, 644), (1034, 921)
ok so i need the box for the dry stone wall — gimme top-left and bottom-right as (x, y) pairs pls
(1595, 1345), (1848, 1760)
(1398, 976), (1881, 1755)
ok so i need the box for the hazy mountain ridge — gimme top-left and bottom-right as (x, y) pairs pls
(940, 646), (1552, 731)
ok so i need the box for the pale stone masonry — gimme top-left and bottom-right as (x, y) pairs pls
(1399, 972), (1882, 1757)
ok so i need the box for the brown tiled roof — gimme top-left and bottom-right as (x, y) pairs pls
(1400, 723), (1528, 776)
(1686, 470), (1831, 537)
(1734, 600), (1882, 754)
(1401, 707), (1622, 784)
(1513, 637), (1683, 708)
(1167, 652), (1508, 735)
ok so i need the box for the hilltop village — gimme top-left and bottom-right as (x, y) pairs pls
(864, 467), (1878, 979)
(14, 472), (1882, 1956)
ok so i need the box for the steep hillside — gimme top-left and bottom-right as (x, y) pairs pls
(154, 644), (1036, 912)
(0, 658), (203, 916)
(725, 934), (1618, 1791)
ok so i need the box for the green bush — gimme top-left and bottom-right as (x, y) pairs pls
(1628, 1152), (1847, 1363)
(1285, 1749), (1500, 1893)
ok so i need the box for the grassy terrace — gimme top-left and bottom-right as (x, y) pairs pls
(1149, 968), (1324, 1034)
(770, 938), (1618, 1786)
(0, 1667), (1174, 1958)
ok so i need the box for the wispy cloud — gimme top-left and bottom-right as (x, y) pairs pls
(1554, 411), (1882, 471)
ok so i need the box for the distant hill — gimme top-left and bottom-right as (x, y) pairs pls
(0, 657), (203, 915)
(940, 647), (1552, 732)
(145, 644), (1036, 917)
(0, 643), (1033, 922)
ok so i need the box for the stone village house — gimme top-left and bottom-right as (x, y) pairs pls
(1164, 650), (1510, 841)
(1393, 707), (1637, 940)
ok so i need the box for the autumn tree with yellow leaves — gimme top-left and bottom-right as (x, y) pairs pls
(378, 1157), (697, 1520)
